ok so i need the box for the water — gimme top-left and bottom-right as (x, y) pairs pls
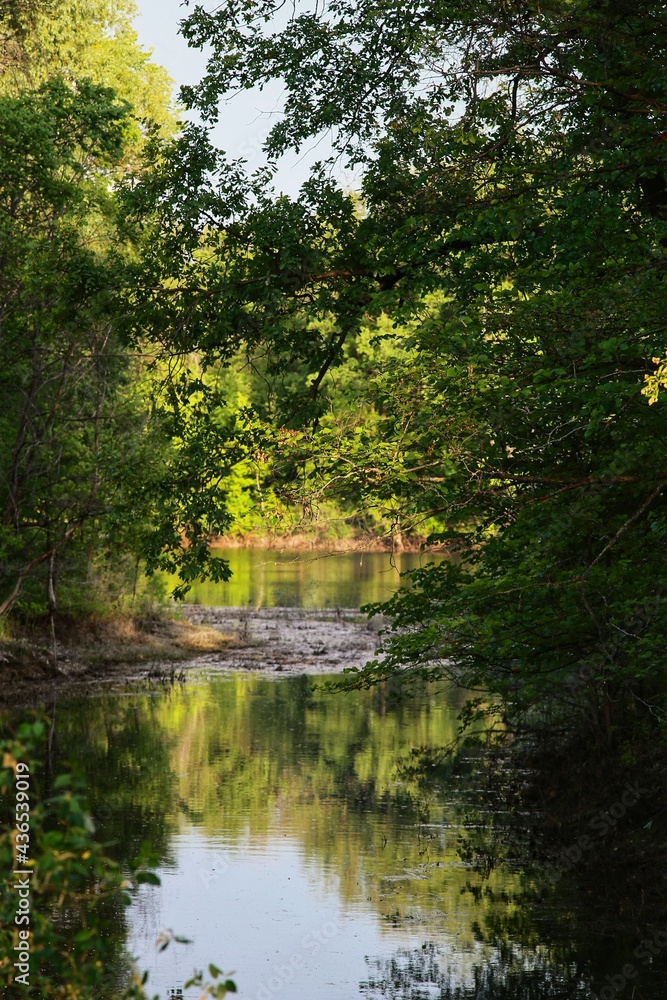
(51, 672), (667, 1000)
(31, 550), (667, 998)
(54, 677), (534, 1000)
(161, 547), (442, 609)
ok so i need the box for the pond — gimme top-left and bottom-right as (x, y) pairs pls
(160, 547), (443, 609)
(51, 673), (666, 1000)
(15, 550), (667, 999)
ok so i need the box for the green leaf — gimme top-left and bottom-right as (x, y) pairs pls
(136, 870), (161, 885)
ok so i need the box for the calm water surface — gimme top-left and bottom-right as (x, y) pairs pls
(162, 548), (442, 609)
(54, 675), (666, 1000)
(57, 678), (541, 1000)
(48, 551), (666, 999)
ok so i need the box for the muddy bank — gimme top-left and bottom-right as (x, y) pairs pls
(0, 605), (383, 703)
(179, 604), (384, 675)
(0, 612), (233, 704)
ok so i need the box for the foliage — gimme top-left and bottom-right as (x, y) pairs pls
(0, 0), (175, 137)
(3, 0), (667, 743)
(0, 4), (245, 617)
(1, 718), (158, 998)
(643, 350), (667, 405)
(119, 0), (667, 738)
(0, 76), (135, 618)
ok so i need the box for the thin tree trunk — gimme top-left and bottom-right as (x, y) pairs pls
(48, 548), (58, 667)
(0, 520), (81, 618)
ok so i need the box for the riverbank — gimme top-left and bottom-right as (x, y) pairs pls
(0, 610), (234, 703)
(208, 531), (448, 553)
(0, 603), (384, 703)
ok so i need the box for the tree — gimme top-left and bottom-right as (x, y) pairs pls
(125, 0), (667, 738)
(0, 77), (132, 618)
(0, 0), (175, 134)
(0, 4), (241, 620)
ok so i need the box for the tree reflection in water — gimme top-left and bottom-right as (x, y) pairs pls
(361, 943), (592, 1000)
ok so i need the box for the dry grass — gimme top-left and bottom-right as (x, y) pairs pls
(71, 613), (233, 665)
(209, 531), (445, 553)
(0, 610), (234, 703)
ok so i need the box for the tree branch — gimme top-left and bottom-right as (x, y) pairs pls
(0, 521), (83, 618)
(583, 482), (666, 579)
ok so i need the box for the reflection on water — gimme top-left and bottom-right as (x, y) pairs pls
(52, 674), (667, 1000)
(162, 548), (443, 609)
(360, 945), (594, 999)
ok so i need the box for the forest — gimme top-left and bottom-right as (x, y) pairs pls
(1, 1), (667, 998)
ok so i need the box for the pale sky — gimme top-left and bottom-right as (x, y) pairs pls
(133, 0), (349, 197)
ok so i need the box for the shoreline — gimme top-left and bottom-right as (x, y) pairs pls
(0, 611), (235, 705)
(207, 532), (450, 553)
(0, 604), (382, 704)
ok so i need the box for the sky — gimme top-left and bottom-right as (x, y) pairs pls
(133, 0), (348, 197)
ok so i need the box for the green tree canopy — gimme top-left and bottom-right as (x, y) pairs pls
(0, 0), (175, 133)
(122, 0), (667, 737)
(0, 4), (236, 619)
